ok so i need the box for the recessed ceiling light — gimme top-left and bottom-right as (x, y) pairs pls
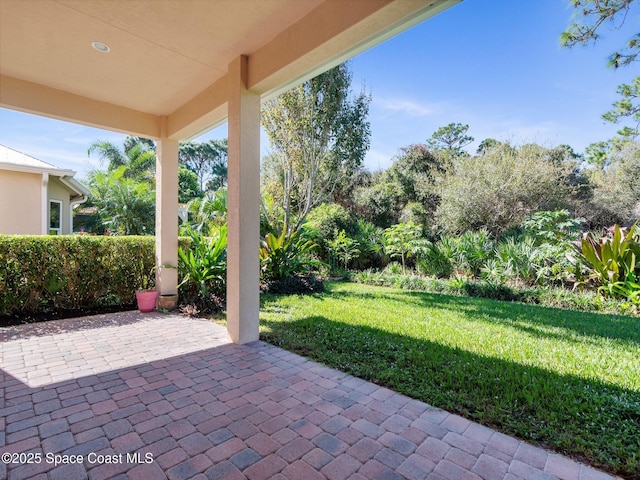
(91, 41), (110, 53)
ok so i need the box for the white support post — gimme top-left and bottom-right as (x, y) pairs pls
(155, 121), (179, 296)
(226, 55), (261, 344)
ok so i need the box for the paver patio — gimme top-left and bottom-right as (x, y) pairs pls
(0, 312), (620, 480)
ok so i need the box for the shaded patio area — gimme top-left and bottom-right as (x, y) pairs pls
(0, 313), (618, 480)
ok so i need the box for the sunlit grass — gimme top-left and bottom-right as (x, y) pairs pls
(260, 282), (640, 477)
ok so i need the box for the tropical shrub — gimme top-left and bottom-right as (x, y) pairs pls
(181, 188), (227, 236)
(416, 242), (453, 278)
(305, 203), (357, 240)
(353, 178), (402, 228)
(303, 203), (359, 268)
(573, 224), (640, 288)
(328, 230), (361, 270)
(571, 224), (640, 311)
(382, 222), (430, 272)
(259, 228), (320, 282)
(516, 210), (584, 286)
(435, 229), (495, 278)
(483, 236), (537, 286)
(352, 219), (385, 269)
(520, 210), (583, 245)
(260, 275), (325, 295)
(178, 226), (227, 306)
(86, 166), (155, 235)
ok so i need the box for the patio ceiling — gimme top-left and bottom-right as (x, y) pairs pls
(0, 0), (459, 141)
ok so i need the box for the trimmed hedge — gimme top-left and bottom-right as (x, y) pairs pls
(0, 235), (158, 316)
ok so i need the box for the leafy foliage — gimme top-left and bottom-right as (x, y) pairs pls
(352, 144), (446, 229)
(573, 223), (640, 289)
(259, 229), (320, 282)
(0, 235), (157, 316)
(178, 167), (202, 203)
(88, 136), (155, 179)
(260, 275), (324, 295)
(179, 139), (228, 192)
(328, 230), (361, 270)
(426, 122), (474, 157)
(520, 210), (584, 244)
(178, 226), (227, 303)
(261, 62), (371, 233)
(416, 242), (453, 278)
(382, 222), (430, 272)
(304, 203), (357, 240)
(86, 166), (155, 235)
(435, 143), (575, 237)
(181, 188), (227, 236)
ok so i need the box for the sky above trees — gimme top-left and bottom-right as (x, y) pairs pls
(0, 0), (637, 176)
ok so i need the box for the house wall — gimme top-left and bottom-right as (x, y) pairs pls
(0, 170), (42, 234)
(48, 176), (72, 234)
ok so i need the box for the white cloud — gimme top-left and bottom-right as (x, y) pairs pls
(375, 98), (435, 118)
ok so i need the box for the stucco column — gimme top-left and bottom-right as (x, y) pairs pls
(41, 172), (49, 235)
(226, 55), (260, 344)
(155, 122), (179, 295)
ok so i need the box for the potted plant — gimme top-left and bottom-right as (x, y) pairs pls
(136, 267), (158, 313)
(136, 264), (179, 312)
(136, 288), (159, 312)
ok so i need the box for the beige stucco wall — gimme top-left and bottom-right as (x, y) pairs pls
(0, 169), (42, 234)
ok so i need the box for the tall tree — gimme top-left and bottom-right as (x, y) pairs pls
(561, 0), (640, 138)
(178, 139), (227, 191)
(179, 139), (228, 192)
(426, 123), (474, 157)
(476, 138), (504, 155)
(261, 62), (371, 234)
(352, 144), (446, 229)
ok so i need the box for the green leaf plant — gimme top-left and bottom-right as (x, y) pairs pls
(259, 228), (321, 282)
(178, 225), (227, 300)
(573, 223), (640, 305)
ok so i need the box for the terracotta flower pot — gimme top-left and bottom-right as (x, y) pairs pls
(136, 290), (158, 313)
(158, 294), (179, 311)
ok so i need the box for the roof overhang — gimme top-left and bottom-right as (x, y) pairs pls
(0, 0), (460, 141)
(0, 161), (90, 197)
(59, 175), (91, 199)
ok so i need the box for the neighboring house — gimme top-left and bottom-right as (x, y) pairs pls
(0, 144), (89, 235)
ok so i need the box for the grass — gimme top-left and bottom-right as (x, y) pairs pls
(259, 281), (640, 478)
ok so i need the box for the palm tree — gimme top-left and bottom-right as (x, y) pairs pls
(88, 136), (156, 181)
(87, 166), (155, 235)
(182, 188), (227, 236)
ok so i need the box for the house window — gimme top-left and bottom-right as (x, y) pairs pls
(49, 200), (62, 235)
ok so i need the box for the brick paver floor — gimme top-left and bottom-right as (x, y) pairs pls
(0, 312), (621, 480)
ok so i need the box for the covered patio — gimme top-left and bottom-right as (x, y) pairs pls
(2, 0), (460, 345)
(0, 2), (623, 479)
(0, 313), (618, 480)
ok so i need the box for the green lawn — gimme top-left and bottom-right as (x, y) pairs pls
(259, 282), (640, 478)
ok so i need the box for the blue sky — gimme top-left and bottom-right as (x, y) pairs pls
(0, 0), (636, 178)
